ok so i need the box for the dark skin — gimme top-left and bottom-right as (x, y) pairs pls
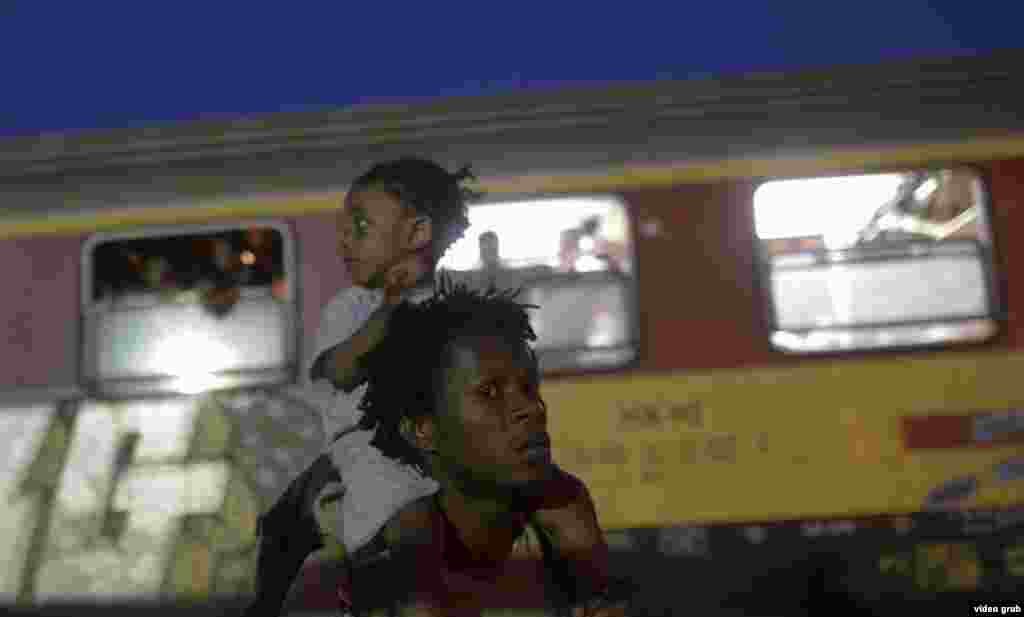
(314, 187), (432, 391)
(335, 187), (433, 291)
(414, 336), (556, 560)
(305, 188), (616, 613)
(394, 335), (620, 616)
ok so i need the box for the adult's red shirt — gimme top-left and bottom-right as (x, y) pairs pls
(288, 471), (610, 616)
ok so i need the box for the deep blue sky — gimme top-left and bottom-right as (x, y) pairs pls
(1, 2), (1020, 138)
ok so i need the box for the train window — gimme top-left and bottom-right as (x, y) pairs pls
(754, 168), (999, 353)
(82, 223), (297, 397)
(422, 195), (636, 371)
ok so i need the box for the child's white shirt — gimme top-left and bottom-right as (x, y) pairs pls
(305, 286), (438, 554)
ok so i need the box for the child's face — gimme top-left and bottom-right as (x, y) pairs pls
(336, 187), (425, 287)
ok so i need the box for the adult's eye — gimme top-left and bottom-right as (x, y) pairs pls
(479, 383), (500, 399)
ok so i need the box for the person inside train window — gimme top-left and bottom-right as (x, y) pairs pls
(141, 255), (180, 301)
(858, 169), (985, 245)
(192, 236), (243, 317)
(579, 215), (628, 274)
(558, 221), (611, 274)
(240, 227), (289, 299)
(912, 168), (986, 242)
(93, 247), (140, 303)
(479, 230), (501, 270)
(241, 228), (268, 281)
(288, 278), (626, 616)
(246, 158), (612, 617)
(475, 230), (506, 290)
(557, 228), (582, 273)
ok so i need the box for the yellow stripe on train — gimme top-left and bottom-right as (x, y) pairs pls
(542, 349), (1024, 529)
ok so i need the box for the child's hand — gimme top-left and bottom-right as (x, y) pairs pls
(383, 249), (431, 305)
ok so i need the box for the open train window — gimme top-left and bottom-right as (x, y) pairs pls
(413, 195), (636, 372)
(753, 168), (999, 353)
(82, 222), (297, 397)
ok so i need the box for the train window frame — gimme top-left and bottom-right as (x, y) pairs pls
(419, 192), (640, 374)
(80, 220), (298, 398)
(752, 167), (1003, 355)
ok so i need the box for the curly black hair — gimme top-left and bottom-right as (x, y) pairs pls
(356, 273), (540, 474)
(348, 157), (480, 266)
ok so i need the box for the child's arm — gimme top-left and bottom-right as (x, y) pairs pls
(311, 251), (430, 393)
(311, 300), (399, 392)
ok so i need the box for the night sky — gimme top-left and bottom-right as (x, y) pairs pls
(1, 1), (1020, 138)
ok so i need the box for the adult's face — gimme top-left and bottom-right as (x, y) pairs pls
(428, 335), (557, 498)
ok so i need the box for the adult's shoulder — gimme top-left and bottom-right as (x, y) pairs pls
(381, 494), (439, 551)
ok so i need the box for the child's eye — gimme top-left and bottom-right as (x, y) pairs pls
(479, 383), (500, 399)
